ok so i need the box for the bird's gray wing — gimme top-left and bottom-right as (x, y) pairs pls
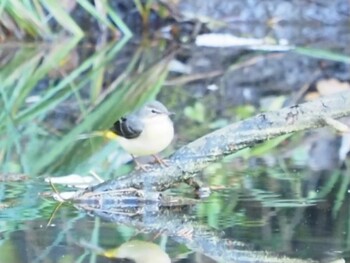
(110, 114), (144, 139)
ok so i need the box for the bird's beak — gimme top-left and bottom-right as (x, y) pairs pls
(167, 111), (175, 116)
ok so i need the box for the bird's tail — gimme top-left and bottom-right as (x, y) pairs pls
(76, 130), (118, 140)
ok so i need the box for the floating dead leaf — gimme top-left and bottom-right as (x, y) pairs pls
(304, 91), (320, 101)
(305, 78), (350, 101)
(316, 78), (350, 96)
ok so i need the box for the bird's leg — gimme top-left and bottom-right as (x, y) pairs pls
(131, 155), (152, 171)
(152, 154), (169, 167)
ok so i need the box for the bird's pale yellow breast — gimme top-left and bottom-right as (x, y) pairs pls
(116, 115), (174, 156)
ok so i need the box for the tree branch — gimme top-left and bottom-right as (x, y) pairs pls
(77, 91), (350, 199)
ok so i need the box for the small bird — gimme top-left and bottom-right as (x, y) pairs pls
(109, 101), (174, 170)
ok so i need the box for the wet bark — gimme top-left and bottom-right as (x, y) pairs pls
(76, 91), (350, 200)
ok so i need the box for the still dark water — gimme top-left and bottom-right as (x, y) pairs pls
(1, 1), (350, 262)
(1, 159), (350, 262)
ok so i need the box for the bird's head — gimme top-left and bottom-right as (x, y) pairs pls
(140, 101), (174, 121)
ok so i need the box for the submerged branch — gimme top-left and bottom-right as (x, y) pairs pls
(77, 91), (350, 199)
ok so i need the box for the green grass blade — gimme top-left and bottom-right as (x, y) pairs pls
(90, 50), (107, 103)
(76, 0), (113, 29)
(0, 89), (29, 173)
(40, 0), (84, 37)
(4, 0), (50, 37)
(12, 38), (105, 125)
(294, 47), (350, 64)
(106, 3), (132, 37)
(332, 171), (350, 218)
(0, 47), (43, 89)
(10, 37), (81, 115)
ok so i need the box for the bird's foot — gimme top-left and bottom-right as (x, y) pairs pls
(135, 162), (153, 172)
(137, 164), (152, 171)
(132, 155), (153, 171)
(152, 155), (170, 167)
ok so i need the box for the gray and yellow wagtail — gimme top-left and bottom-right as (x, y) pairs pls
(104, 101), (174, 170)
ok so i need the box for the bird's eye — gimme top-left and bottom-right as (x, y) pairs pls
(151, 109), (158, 114)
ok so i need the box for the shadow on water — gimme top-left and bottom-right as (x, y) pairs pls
(1, 1), (350, 262)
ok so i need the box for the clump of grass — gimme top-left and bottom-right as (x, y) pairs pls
(0, 34), (173, 176)
(0, 0), (131, 40)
